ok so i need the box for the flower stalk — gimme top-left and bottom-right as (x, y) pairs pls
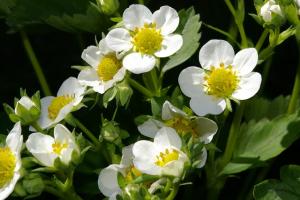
(20, 30), (52, 96)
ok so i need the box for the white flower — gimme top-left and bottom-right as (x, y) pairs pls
(178, 39), (262, 116)
(78, 38), (126, 94)
(106, 4), (183, 74)
(138, 101), (217, 143)
(260, 0), (283, 22)
(35, 77), (85, 129)
(0, 122), (23, 200)
(133, 127), (188, 177)
(138, 101), (216, 168)
(98, 145), (141, 200)
(26, 124), (79, 167)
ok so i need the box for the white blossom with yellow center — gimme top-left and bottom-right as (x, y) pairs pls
(34, 77), (85, 129)
(0, 122), (23, 200)
(133, 127), (188, 177)
(138, 101), (217, 168)
(98, 145), (142, 200)
(179, 40), (262, 116)
(26, 124), (79, 167)
(106, 4), (183, 74)
(78, 38), (126, 94)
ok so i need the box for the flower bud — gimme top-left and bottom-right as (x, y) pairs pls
(260, 0), (284, 22)
(98, 0), (119, 15)
(4, 92), (41, 125)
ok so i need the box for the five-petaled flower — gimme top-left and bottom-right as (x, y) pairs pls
(26, 124), (79, 167)
(78, 37), (126, 94)
(0, 122), (23, 200)
(179, 39), (262, 116)
(106, 4), (183, 74)
(35, 77), (85, 129)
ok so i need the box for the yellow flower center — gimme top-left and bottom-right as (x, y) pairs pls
(155, 148), (179, 167)
(97, 54), (122, 81)
(132, 23), (163, 55)
(48, 95), (74, 120)
(0, 147), (16, 188)
(204, 64), (239, 98)
(52, 142), (68, 155)
(164, 117), (196, 137)
(125, 165), (142, 182)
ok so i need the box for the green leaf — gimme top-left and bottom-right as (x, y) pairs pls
(244, 96), (292, 122)
(221, 112), (300, 175)
(254, 165), (300, 200)
(162, 7), (201, 73)
(6, 0), (110, 33)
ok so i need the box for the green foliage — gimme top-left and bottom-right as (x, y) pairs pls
(221, 111), (300, 175)
(254, 165), (300, 200)
(3, 0), (111, 33)
(162, 7), (201, 73)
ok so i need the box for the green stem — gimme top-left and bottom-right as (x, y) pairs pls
(259, 56), (273, 93)
(287, 51), (300, 114)
(165, 185), (179, 200)
(224, 0), (248, 48)
(44, 185), (65, 199)
(149, 68), (160, 96)
(31, 121), (44, 133)
(203, 23), (241, 48)
(128, 78), (153, 97)
(220, 103), (245, 169)
(20, 31), (52, 96)
(68, 115), (100, 146)
(255, 29), (269, 52)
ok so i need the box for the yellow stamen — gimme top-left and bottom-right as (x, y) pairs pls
(0, 147), (16, 188)
(97, 54), (122, 81)
(48, 95), (74, 120)
(164, 116), (197, 137)
(125, 165), (142, 182)
(204, 64), (239, 98)
(52, 142), (68, 155)
(132, 23), (163, 55)
(155, 148), (179, 167)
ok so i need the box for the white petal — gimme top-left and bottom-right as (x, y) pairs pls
(120, 145), (134, 167)
(26, 133), (57, 166)
(137, 119), (165, 138)
(154, 127), (181, 149)
(196, 148), (207, 168)
(232, 48), (258, 75)
(78, 68), (100, 87)
(193, 117), (218, 144)
(37, 96), (54, 129)
(16, 96), (35, 111)
(6, 122), (23, 153)
(178, 67), (205, 98)
(190, 96), (226, 116)
(54, 124), (76, 145)
(161, 101), (186, 120)
(98, 38), (114, 55)
(81, 46), (102, 68)
(152, 6), (179, 35)
(132, 141), (161, 175)
(98, 164), (122, 197)
(161, 151), (187, 176)
(154, 34), (183, 57)
(123, 53), (155, 74)
(199, 40), (235, 70)
(53, 103), (74, 124)
(106, 28), (133, 52)
(123, 4), (152, 30)
(57, 77), (79, 96)
(0, 172), (21, 200)
(232, 72), (262, 100)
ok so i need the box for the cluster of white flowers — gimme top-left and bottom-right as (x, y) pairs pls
(1, 3), (263, 200)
